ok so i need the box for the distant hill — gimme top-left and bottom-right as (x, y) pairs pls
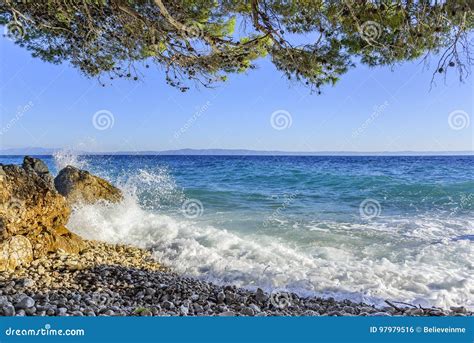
(0, 147), (60, 155)
(0, 147), (472, 156)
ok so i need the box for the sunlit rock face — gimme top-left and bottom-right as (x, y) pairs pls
(54, 165), (123, 206)
(0, 157), (84, 271)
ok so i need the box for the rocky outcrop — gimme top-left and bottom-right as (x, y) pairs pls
(54, 165), (123, 205)
(22, 156), (54, 187)
(0, 157), (85, 271)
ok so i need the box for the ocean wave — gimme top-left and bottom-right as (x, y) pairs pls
(66, 191), (474, 310)
(58, 155), (473, 310)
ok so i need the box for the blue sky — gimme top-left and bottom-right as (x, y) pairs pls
(0, 36), (472, 153)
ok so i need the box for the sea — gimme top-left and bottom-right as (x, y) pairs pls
(1, 153), (473, 309)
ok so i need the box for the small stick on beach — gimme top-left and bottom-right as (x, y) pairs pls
(384, 300), (402, 312)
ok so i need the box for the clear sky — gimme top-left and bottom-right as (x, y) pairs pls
(0, 35), (472, 153)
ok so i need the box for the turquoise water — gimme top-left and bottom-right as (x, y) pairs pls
(2, 154), (473, 308)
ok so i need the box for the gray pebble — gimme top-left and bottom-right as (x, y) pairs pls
(369, 312), (392, 316)
(255, 288), (267, 303)
(218, 311), (235, 316)
(16, 309), (26, 316)
(217, 292), (225, 304)
(450, 306), (467, 314)
(162, 301), (175, 310)
(14, 295), (35, 309)
(248, 304), (261, 313)
(179, 305), (189, 315)
(193, 304), (204, 313)
(406, 308), (424, 316)
(240, 307), (255, 316)
(57, 307), (68, 316)
(18, 278), (35, 288)
(1, 304), (15, 316)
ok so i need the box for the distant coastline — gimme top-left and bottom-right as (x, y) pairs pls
(0, 147), (473, 156)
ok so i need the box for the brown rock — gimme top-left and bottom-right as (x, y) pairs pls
(31, 227), (85, 258)
(0, 235), (33, 271)
(54, 166), (122, 205)
(0, 158), (70, 237)
(0, 157), (85, 263)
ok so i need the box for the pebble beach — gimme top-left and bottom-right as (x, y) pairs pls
(1, 240), (471, 317)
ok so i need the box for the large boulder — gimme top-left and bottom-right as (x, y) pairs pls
(0, 157), (85, 269)
(54, 165), (123, 205)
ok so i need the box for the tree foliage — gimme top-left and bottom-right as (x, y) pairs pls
(1, 0), (473, 92)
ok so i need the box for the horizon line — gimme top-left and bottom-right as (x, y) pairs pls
(0, 147), (473, 156)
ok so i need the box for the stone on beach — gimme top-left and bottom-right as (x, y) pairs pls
(0, 157), (70, 238)
(0, 157), (85, 270)
(14, 294), (35, 309)
(54, 165), (123, 205)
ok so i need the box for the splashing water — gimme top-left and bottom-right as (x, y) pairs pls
(116, 168), (185, 212)
(53, 149), (88, 171)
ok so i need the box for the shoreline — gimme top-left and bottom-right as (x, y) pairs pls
(0, 240), (470, 317)
(1, 156), (471, 317)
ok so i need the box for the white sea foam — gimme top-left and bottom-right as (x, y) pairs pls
(66, 170), (474, 310)
(53, 149), (88, 171)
